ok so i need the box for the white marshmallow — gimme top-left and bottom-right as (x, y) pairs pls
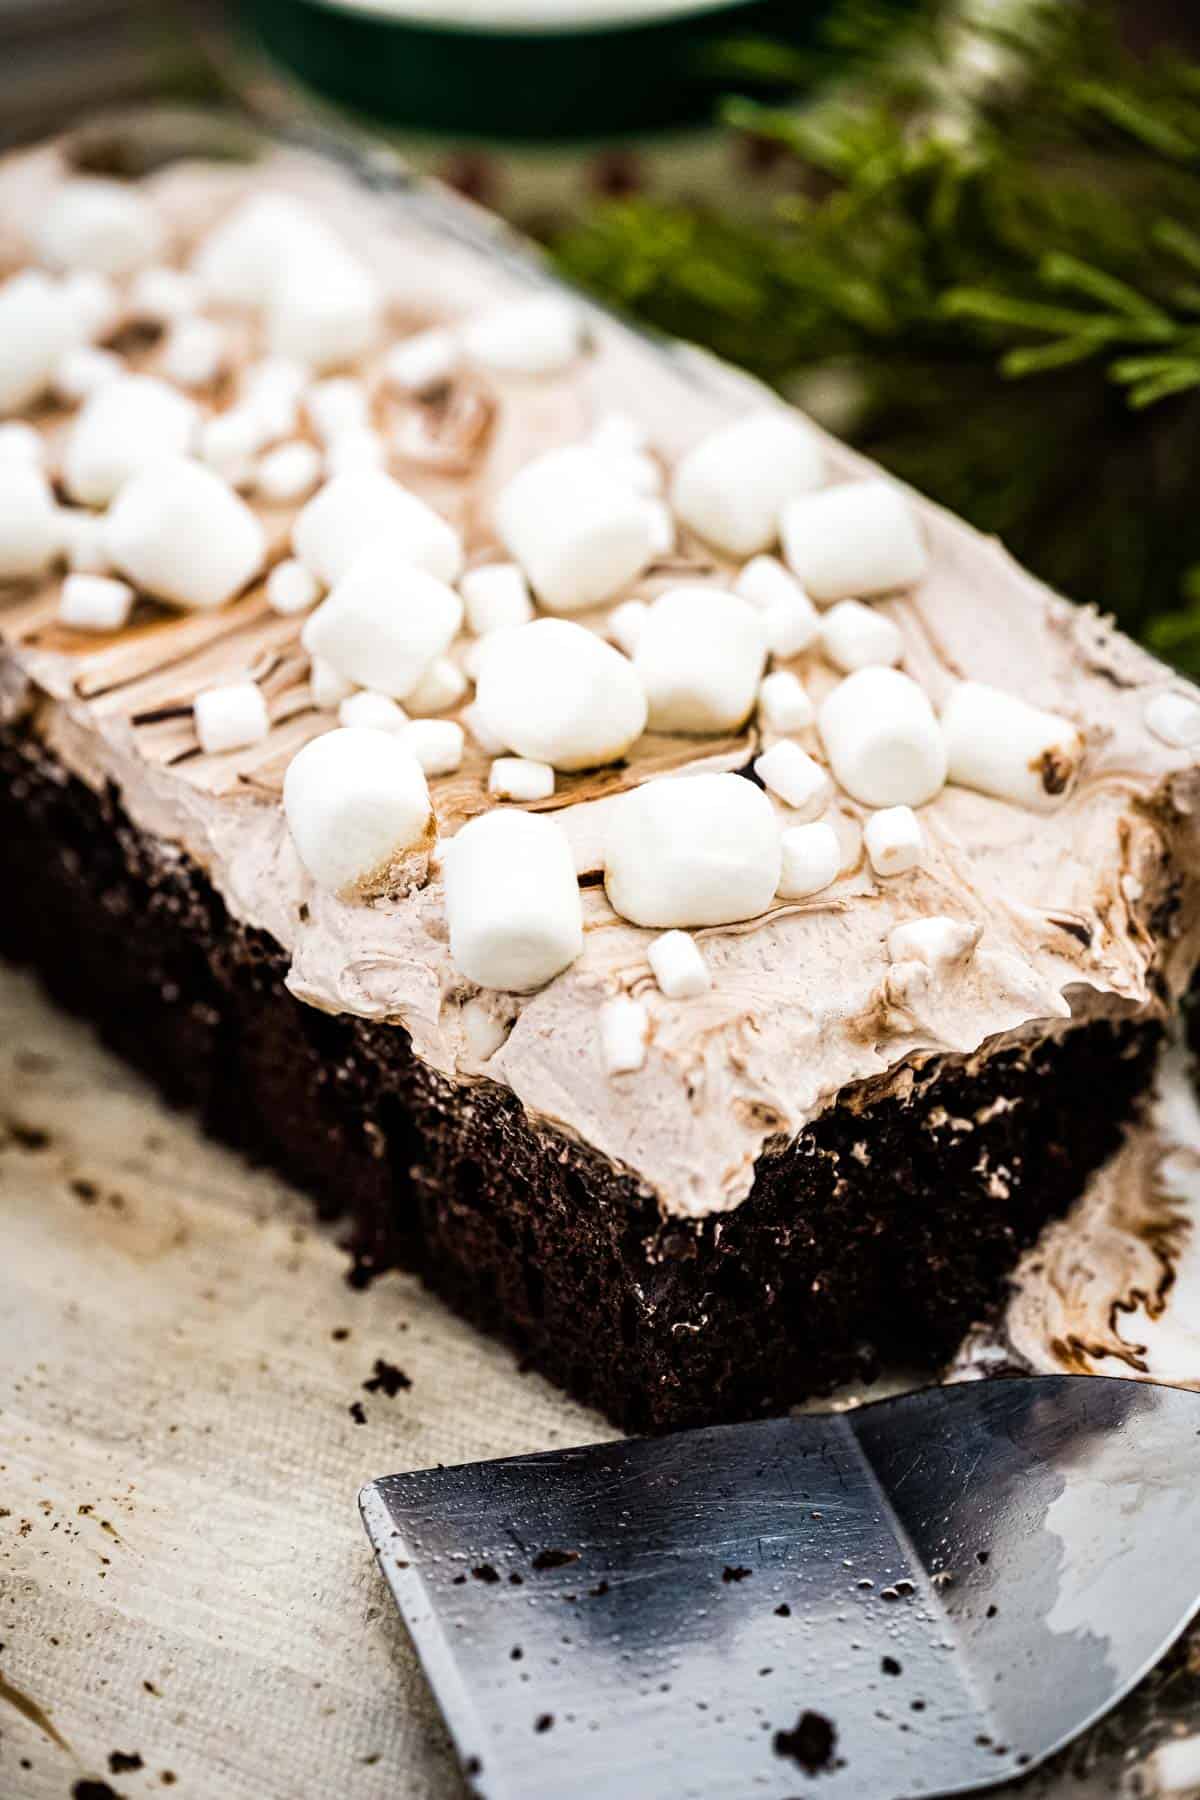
(309, 656), (356, 710)
(242, 356), (306, 440)
(777, 821), (841, 899)
(294, 469), (462, 587)
(598, 448), (662, 497)
(647, 929), (710, 1000)
(301, 549), (463, 699)
(161, 316), (226, 389)
(942, 680), (1082, 810)
(494, 445), (653, 614)
(105, 457), (266, 611)
(403, 717), (464, 776)
(599, 996), (650, 1075)
(267, 246), (381, 372)
(864, 805), (924, 876)
(383, 327), (460, 393)
(129, 265), (198, 322)
(194, 681), (270, 755)
(764, 592), (821, 659)
(634, 586), (766, 734)
(35, 179), (162, 276)
(887, 916), (979, 970)
(474, 617), (647, 771)
(736, 554), (808, 613)
(462, 294), (582, 377)
(820, 598), (904, 673)
(60, 509), (110, 574)
(325, 428), (386, 474)
(266, 558), (322, 616)
(818, 667), (947, 808)
(196, 195), (333, 306)
(589, 410), (649, 458)
(58, 572), (134, 632)
(306, 376), (369, 443)
(0, 271), (80, 414)
(0, 422), (43, 465)
(284, 727), (434, 897)
(61, 270), (119, 342)
(781, 479), (927, 602)
(199, 407), (269, 486)
(0, 466), (61, 580)
(604, 772), (781, 928)
(443, 807), (582, 991)
(64, 374), (198, 506)
(460, 562), (533, 636)
(753, 740), (830, 815)
(672, 411), (824, 558)
(462, 700), (508, 755)
(607, 599), (650, 657)
(489, 756), (555, 801)
(642, 498), (676, 557)
(339, 689), (408, 732)
(54, 343), (122, 403)
(256, 439), (323, 504)
(758, 670), (813, 734)
(406, 655), (469, 717)
(1145, 688), (1200, 749)
(1146, 1734), (1200, 1796)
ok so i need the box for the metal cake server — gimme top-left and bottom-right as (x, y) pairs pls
(360, 1376), (1200, 1798)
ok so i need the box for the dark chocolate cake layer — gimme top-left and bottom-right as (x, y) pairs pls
(0, 728), (1161, 1431)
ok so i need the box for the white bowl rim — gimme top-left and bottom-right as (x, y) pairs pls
(300, 0), (762, 38)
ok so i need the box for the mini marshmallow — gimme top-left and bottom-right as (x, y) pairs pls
(54, 343), (122, 403)
(339, 689), (408, 732)
(161, 316), (226, 389)
(604, 772), (781, 928)
(35, 178), (162, 276)
(642, 498), (676, 558)
(301, 549), (463, 698)
(864, 805), (924, 877)
(647, 930), (710, 1000)
(763, 592), (821, 659)
(494, 445), (653, 614)
(461, 294), (582, 377)
(242, 356), (307, 441)
(383, 327), (460, 393)
(64, 374), (198, 506)
(607, 599), (650, 658)
(818, 667), (947, 808)
(325, 428), (386, 474)
(1145, 1735), (1200, 1796)
(58, 572), (134, 632)
(0, 466), (61, 579)
(753, 740), (830, 815)
(60, 509), (110, 574)
(0, 422), (43, 464)
(1145, 688), (1200, 749)
(199, 408), (269, 486)
(758, 669), (813, 734)
(460, 562), (533, 637)
(777, 820), (841, 899)
(462, 700), (508, 755)
(403, 717), (464, 777)
(672, 411), (824, 558)
(736, 554), (808, 613)
(599, 996), (650, 1075)
(61, 270), (119, 342)
(887, 916), (979, 971)
(267, 245), (381, 372)
(941, 679), (1082, 810)
(256, 439), (323, 504)
(443, 807), (582, 991)
(0, 271), (80, 414)
(406, 655), (469, 717)
(589, 410), (648, 458)
(106, 457), (266, 610)
(196, 195), (332, 303)
(194, 681), (269, 755)
(129, 265), (198, 321)
(634, 586), (767, 734)
(781, 479), (927, 602)
(294, 469), (463, 587)
(474, 617), (647, 771)
(306, 377), (370, 443)
(820, 598), (904, 673)
(598, 448), (662, 497)
(310, 656), (356, 710)
(489, 756), (555, 802)
(283, 726), (433, 898)
(266, 558), (322, 616)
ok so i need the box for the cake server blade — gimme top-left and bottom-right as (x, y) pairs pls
(360, 1375), (1200, 1799)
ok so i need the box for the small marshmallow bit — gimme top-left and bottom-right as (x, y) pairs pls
(443, 807), (583, 991)
(474, 617), (647, 771)
(58, 572), (134, 633)
(199, 408), (269, 486)
(489, 755), (555, 801)
(0, 271), (80, 414)
(0, 465), (61, 579)
(302, 549), (463, 699)
(294, 470), (462, 587)
(462, 700), (508, 754)
(642, 498), (676, 557)
(460, 562), (533, 637)
(60, 510), (110, 574)
(35, 178), (162, 276)
(887, 916), (979, 971)
(818, 667), (947, 808)
(634, 586), (767, 734)
(864, 805), (924, 877)
(777, 820), (841, 899)
(1145, 688), (1200, 750)
(284, 727), (433, 898)
(736, 557), (820, 656)
(1146, 1735), (1200, 1797)
(461, 294), (582, 378)
(64, 374), (198, 506)
(406, 655), (469, 717)
(61, 270), (119, 342)
(599, 996), (650, 1075)
(242, 356), (306, 440)
(607, 599), (650, 658)
(339, 689), (408, 732)
(325, 428), (386, 474)
(129, 265), (198, 322)
(0, 422), (43, 464)
(403, 717), (464, 777)
(266, 558), (322, 616)
(604, 772), (781, 928)
(597, 448), (662, 497)
(306, 376), (369, 444)
(267, 247), (381, 372)
(194, 681), (269, 755)
(383, 327), (460, 394)
(256, 439), (323, 504)
(494, 445), (653, 614)
(106, 458), (266, 611)
(942, 679), (1082, 810)
(672, 411), (824, 558)
(736, 554), (809, 611)
(647, 929), (711, 1000)
(820, 598), (904, 673)
(758, 669), (813, 734)
(754, 740), (830, 815)
(309, 656), (356, 710)
(195, 194), (332, 306)
(161, 316), (226, 389)
(782, 479), (927, 603)
(589, 411), (649, 458)
(54, 343), (121, 403)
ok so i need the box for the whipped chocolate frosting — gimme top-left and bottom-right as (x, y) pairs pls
(3, 137), (1200, 1220)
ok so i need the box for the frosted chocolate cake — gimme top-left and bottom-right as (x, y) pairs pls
(2, 130), (1199, 1430)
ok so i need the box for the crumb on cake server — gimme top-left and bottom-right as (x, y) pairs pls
(2, 129), (1200, 1430)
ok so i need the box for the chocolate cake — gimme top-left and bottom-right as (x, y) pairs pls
(2, 128), (1199, 1431)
